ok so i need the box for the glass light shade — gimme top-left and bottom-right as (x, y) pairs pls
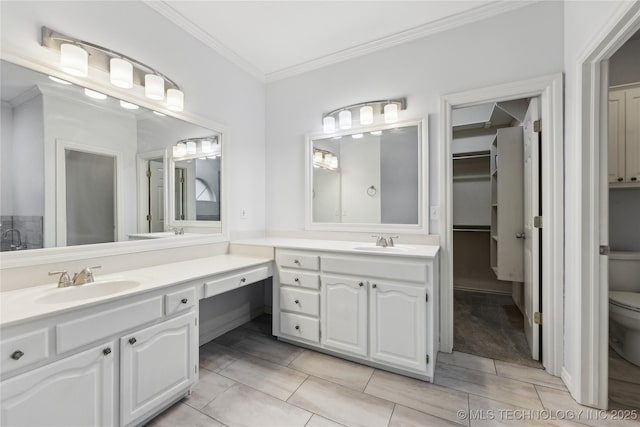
(186, 140), (197, 154)
(201, 139), (212, 153)
(329, 155), (339, 169)
(153, 111), (166, 117)
(359, 106), (373, 125)
(339, 110), (352, 129)
(145, 74), (165, 100)
(384, 103), (399, 123)
(60, 44), (88, 77)
(323, 116), (335, 134)
(84, 88), (107, 100)
(352, 133), (364, 139)
(313, 151), (323, 163)
(167, 88), (184, 111)
(49, 76), (72, 85)
(119, 100), (139, 110)
(110, 58), (133, 88)
(370, 130), (383, 136)
(175, 142), (186, 157)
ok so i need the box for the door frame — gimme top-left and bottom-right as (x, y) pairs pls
(438, 74), (565, 376)
(136, 149), (168, 233)
(572, 2), (640, 409)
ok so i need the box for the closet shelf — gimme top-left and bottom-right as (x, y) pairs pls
(453, 174), (491, 181)
(492, 235), (498, 241)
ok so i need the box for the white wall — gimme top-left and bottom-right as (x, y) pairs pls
(0, 0), (266, 239)
(340, 135), (381, 223)
(265, 1), (564, 238)
(609, 37), (640, 87)
(1, 102), (15, 214)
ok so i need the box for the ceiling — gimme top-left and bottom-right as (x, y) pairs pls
(146, 1), (535, 82)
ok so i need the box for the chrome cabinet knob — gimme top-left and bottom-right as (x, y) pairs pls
(632, 177), (638, 181)
(241, 278), (247, 283)
(102, 347), (112, 356)
(129, 337), (137, 345)
(294, 259), (300, 265)
(618, 177), (624, 182)
(359, 282), (364, 287)
(181, 298), (188, 304)
(516, 232), (525, 239)
(294, 299), (300, 304)
(372, 284), (377, 288)
(11, 350), (24, 360)
(294, 277), (300, 282)
(294, 325), (300, 330)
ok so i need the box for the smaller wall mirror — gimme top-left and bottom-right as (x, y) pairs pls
(306, 119), (428, 233)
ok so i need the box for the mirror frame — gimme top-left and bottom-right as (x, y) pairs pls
(305, 118), (429, 234)
(0, 56), (229, 269)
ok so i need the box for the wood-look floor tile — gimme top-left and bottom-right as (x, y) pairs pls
(608, 378), (640, 411)
(536, 385), (640, 427)
(288, 350), (374, 392)
(288, 377), (394, 427)
(305, 414), (346, 427)
(183, 369), (236, 410)
(364, 370), (469, 425)
(438, 352), (497, 375)
(494, 360), (566, 391)
(609, 349), (640, 385)
(212, 327), (253, 347)
(389, 405), (462, 427)
(468, 394), (582, 427)
(147, 402), (223, 427)
(201, 383), (312, 427)
(435, 364), (543, 410)
(219, 356), (308, 400)
(200, 342), (247, 372)
(230, 333), (304, 366)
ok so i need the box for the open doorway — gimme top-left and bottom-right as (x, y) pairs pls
(451, 97), (542, 368)
(605, 29), (640, 412)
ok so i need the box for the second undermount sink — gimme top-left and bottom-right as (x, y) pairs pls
(352, 245), (411, 252)
(35, 280), (141, 304)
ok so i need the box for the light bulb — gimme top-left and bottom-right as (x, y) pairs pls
(360, 106), (373, 125)
(186, 140), (197, 154)
(167, 88), (184, 111)
(60, 44), (88, 77)
(201, 139), (212, 153)
(84, 88), (107, 100)
(175, 142), (186, 157)
(370, 130), (382, 136)
(110, 58), (133, 88)
(352, 133), (364, 139)
(153, 111), (166, 117)
(339, 110), (352, 129)
(323, 116), (335, 134)
(119, 100), (139, 110)
(145, 74), (165, 100)
(384, 103), (398, 123)
(329, 156), (338, 169)
(49, 76), (72, 85)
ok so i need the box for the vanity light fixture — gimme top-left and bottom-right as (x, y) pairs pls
(201, 139), (212, 154)
(119, 100), (139, 110)
(174, 142), (187, 157)
(186, 140), (197, 155)
(352, 133), (364, 139)
(172, 136), (219, 158)
(42, 27), (184, 111)
(322, 98), (405, 133)
(313, 148), (339, 170)
(48, 75), (72, 85)
(84, 88), (107, 100)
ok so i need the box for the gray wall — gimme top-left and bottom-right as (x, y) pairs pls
(609, 37), (640, 87)
(610, 188), (640, 252)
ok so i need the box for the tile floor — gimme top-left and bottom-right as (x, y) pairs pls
(147, 316), (640, 427)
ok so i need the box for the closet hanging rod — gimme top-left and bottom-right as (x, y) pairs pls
(452, 153), (491, 160)
(452, 228), (491, 232)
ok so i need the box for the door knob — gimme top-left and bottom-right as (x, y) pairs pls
(516, 232), (526, 239)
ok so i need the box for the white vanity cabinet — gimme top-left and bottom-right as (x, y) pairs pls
(273, 247), (439, 381)
(0, 342), (115, 427)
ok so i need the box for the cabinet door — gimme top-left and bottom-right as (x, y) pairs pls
(370, 281), (426, 373)
(321, 275), (368, 356)
(1, 342), (115, 427)
(609, 91), (626, 183)
(120, 311), (196, 426)
(625, 87), (640, 183)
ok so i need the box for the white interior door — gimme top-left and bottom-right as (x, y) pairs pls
(149, 159), (164, 232)
(523, 97), (541, 360)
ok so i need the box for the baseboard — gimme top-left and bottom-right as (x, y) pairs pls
(561, 367), (573, 393)
(453, 285), (512, 296)
(199, 307), (264, 345)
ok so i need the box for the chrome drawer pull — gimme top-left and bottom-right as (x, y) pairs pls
(294, 277), (300, 282)
(181, 298), (188, 304)
(294, 325), (300, 330)
(294, 299), (300, 304)
(241, 278), (247, 283)
(11, 350), (24, 360)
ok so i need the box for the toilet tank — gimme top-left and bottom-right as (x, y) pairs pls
(610, 252), (640, 292)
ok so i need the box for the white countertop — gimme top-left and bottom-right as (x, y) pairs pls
(231, 237), (440, 258)
(0, 254), (272, 328)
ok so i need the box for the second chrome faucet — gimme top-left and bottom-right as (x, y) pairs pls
(49, 265), (102, 287)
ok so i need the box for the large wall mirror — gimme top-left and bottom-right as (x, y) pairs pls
(0, 59), (223, 255)
(306, 119), (428, 233)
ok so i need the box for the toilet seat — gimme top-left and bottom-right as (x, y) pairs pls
(609, 291), (640, 313)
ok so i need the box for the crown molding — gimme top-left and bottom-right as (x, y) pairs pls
(143, 0), (266, 82)
(144, 0), (539, 84)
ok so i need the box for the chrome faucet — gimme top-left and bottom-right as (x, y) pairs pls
(2, 228), (23, 250)
(49, 270), (73, 288)
(72, 266), (102, 285)
(372, 235), (388, 247)
(387, 236), (399, 247)
(170, 227), (184, 235)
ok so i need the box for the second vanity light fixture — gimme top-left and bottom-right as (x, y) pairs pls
(173, 137), (220, 158)
(322, 98), (406, 133)
(41, 27), (184, 112)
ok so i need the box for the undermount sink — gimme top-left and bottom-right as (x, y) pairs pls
(352, 246), (411, 252)
(36, 280), (141, 304)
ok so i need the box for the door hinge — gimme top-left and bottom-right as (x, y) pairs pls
(195, 317), (198, 326)
(534, 312), (542, 325)
(146, 214), (152, 221)
(426, 354), (430, 364)
(426, 293), (429, 303)
(533, 216), (542, 229)
(180, 177), (185, 183)
(599, 245), (610, 255)
(146, 168), (151, 178)
(533, 119), (542, 133)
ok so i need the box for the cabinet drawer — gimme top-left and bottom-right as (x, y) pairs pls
(280, 287), (319, 317)
(279, 270), (320, 290)
(276, 251), (319, 271)
(165, 287), (196, 316)
(280, 312), (319, 343)
(56, 297), (163, 354)
(322, 256), (428, 283)
(0, 328), (49, 376)
(204, 266), (270, 298)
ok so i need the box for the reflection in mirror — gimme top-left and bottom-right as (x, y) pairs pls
(174, 156), (221, 221)
(0, 59), (222, 251)
(310, 122), (422, 227)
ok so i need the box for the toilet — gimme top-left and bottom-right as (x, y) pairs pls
(609, 252), (640, 367)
